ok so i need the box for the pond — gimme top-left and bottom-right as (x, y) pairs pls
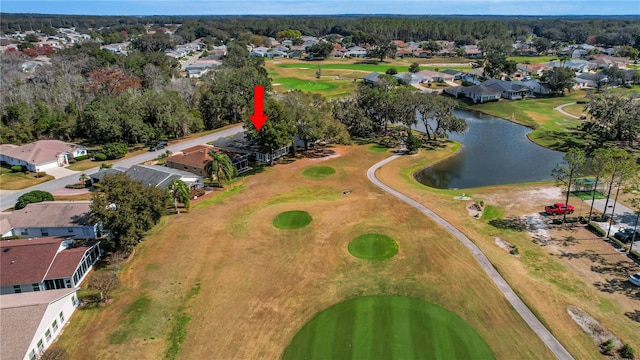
(413, 109), (565, 189)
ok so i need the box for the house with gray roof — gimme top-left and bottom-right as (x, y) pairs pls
(1, 201), (103, 240)
(393, 72), (427, 85)
(482, 79), (534, 99)
(124, 165), (203, 189)
(90, 164), (203, 189)
(1, 288), (79, 360)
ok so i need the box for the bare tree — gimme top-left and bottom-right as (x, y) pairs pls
(88, 271), (121, 303)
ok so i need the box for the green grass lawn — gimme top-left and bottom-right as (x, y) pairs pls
(571, 190), (606, 200)
(462, 92), (589, 150)
(282, 295), (495, 360)
(277, 62), (471, 74)
(348, 234), (398, 261)
(0, 167), (55, 190)
(507, 55), (558, 64)
(368, 144), (389, 153)
(302, 166), (336, 179)
(272, 210), (313, 229)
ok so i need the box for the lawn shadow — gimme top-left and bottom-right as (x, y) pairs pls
(488, 216), (529, 232)
(593, 278), (640, 300)
(625, 310), (640, 323)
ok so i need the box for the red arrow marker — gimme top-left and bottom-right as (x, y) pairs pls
(249, 85), (269, 131)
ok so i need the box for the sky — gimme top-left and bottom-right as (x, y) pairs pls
(1, 0), (639, 16)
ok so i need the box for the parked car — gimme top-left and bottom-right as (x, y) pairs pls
(544, 203), (575, 215)
(149, 141), (168, 151)
(629, 272), (640, 286)
(614, 228), (640, 243)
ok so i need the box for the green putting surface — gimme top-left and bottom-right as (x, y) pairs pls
(273, 77), (338, 91)
(348, 234), (398, 261)
(282, 295), (495, 360)
(368, 144), (389, 153)
(273, 210), (312, 229)
(302, 166), (336, 179)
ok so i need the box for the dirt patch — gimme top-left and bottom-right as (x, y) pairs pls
(525, 213), (552, 245)
(495, 238), (520, 257)
(567, 305), (620, 347)
(467, 202), (483, 218)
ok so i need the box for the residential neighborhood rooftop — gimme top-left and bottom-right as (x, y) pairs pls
(3, 201), (92, 229)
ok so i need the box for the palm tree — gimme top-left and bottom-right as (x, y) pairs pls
(168, 179), (190, 214)
(205, 152), (235, 188)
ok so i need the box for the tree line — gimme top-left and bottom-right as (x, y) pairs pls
(2, 14), (639, 48)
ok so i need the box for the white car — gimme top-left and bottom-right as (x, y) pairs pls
(630, 273), (640, 286)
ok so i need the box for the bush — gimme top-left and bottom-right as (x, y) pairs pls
(619, 343), (635, 359)
(10, 165), (23, 172)
(100, 162), (113, 169)
(15, 190), (54, 210)
(74, 155), (88, 161)
(629, 249), (640, 262)
(587, 222), (607, 237)
(552, 217), (580, 224)
(610, 237), (628, 251)
(601, 339), (615, 355)
(102, 142), (128, 160)
(1, 235), (22, 240)
(385, 67), (398, 75)
(65, 183), (87, 189)
(36, 172), (47, 177)
(190, 187), (206, 199)
(94, 153), (107, 161)
(510, 246), (520, 255)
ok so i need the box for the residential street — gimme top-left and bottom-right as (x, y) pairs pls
(0, 125), (244, 210)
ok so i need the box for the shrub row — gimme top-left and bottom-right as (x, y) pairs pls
(1, 235), (22, 240)
(94, 153), (107, 161)
(74, 155), (89, 161)
(10, 165), (24, 172)
(629, 249), (640, 262)
(551, 217), (581, 224)
(587, 222), (607, 237)
(65, 183), (87, 189)
(609, 237), (628, 250)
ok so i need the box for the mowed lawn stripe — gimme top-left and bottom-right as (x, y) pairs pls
(352, 297), (375, 359)
(391, 296), (414, 359)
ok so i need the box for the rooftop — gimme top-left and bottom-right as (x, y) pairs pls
(0, 140), (85, 165)
(4, 201), (92, 229)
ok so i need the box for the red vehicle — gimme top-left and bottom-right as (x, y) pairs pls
(545, 203), (575, 215)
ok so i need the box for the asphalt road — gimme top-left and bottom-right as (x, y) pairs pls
(367, 155), (575, 360)
(0, 125), (244, 210)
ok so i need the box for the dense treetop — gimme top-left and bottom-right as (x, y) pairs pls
(2, 14), (639, 47)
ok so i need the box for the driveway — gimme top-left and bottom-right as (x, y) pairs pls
(45, 166), (79, 179)
(368, 155), (575, 360)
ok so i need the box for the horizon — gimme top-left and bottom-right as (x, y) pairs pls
(1, 0), (639, 16)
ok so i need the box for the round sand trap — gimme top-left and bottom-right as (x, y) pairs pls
(348, 234), (398, 261)
(302, 166), (336, 179)
(273, 210), (312, 229)
(282, 295), (495, 360)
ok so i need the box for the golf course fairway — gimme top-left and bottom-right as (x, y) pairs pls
(282, 295), (495, 360)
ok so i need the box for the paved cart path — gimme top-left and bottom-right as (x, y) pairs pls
(367, 155), (575, 360)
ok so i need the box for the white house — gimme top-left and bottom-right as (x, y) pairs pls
(0, 140), (87, 172)
(1, 201), (103, 240)
(0, 236), (101, 295)
(0, 288), (79, 360)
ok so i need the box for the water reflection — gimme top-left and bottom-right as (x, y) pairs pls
(413, 109), (565, 189)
